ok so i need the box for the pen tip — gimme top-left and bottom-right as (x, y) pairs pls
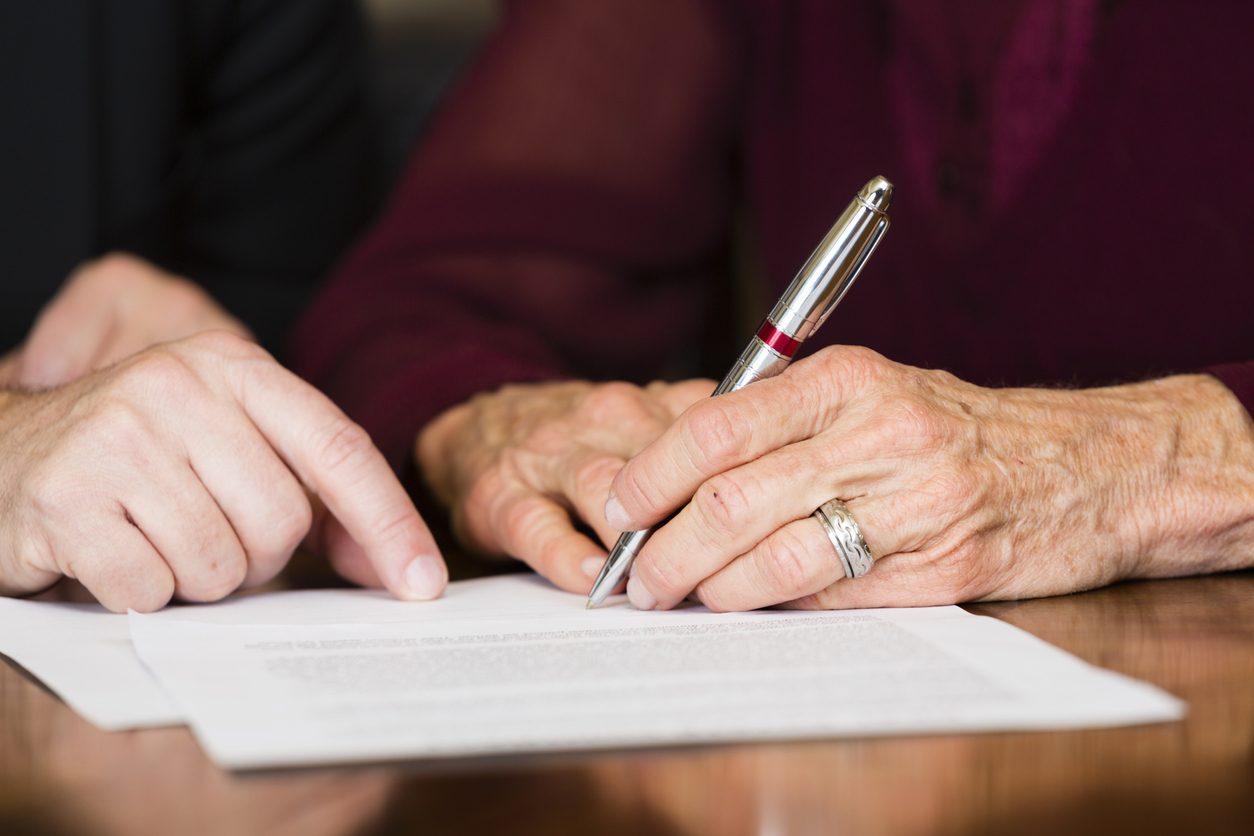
(585, 600), (596, 610)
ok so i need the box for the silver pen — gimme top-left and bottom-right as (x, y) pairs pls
(586, 176), (894, 609)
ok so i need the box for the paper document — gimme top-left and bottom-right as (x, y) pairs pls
(129, 575), (1185, 770)
(0, 576), (648, 730)
(0, 597), (183, 730)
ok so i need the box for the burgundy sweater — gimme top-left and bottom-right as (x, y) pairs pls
(293, 0), (1254, 472)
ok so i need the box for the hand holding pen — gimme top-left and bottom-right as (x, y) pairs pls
(416, 177), (892, 603)
(591, 177), (894, 608)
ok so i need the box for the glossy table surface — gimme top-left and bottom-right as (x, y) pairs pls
(3, 569), (1253, 836)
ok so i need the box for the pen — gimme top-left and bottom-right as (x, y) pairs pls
(586, 176), (894, 609)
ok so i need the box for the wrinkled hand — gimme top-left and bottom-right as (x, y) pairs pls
(15, 252), (250, 389)
(417, 379), (713, 592)
(606, 346), (1254, 612)
(0, 331), (446, 611)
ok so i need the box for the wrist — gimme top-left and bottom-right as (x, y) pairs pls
(1111, 374), (1254, 577)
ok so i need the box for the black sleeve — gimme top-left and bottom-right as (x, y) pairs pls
(176, 0), (384, 353)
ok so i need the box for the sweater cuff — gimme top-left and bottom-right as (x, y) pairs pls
(1204, 362), (1254, 420)
(349, 343), (562, 474)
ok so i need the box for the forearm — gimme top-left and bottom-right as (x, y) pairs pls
(291, 0), (739, 473)
(978, 373), (1254, 592)
(180, 0), (381, 351)
(291, 254), (573, 472)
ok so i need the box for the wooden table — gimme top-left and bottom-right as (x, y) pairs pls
(3, 571), (1252, 836)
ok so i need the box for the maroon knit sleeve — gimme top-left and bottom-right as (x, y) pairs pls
(1206, 362), (1254, 420)
(290, 0), (742, 471)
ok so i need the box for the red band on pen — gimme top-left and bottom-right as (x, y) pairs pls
(756, 321), (802, 358)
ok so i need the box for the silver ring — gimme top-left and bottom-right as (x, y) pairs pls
(812, 499), (874, 579)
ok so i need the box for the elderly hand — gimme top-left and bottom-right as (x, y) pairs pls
(605, 346), (1254, 612)
(417, 379), (714, 592)
(0, 331), (446, 612)
(15, 252), (250, 389)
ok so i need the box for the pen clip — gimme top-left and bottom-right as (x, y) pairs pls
(814, 215), (889, 331)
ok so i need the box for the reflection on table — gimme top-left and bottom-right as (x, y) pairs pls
(3, 570), (1252, 835)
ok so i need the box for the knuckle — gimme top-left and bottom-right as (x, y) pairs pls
(814, 344), (888, 384)
(253, 499), (313, 561)
(309, 418), (375, 475)
(692, 582), (731, 613)
(615, 461), (671, 521)
(758, 528), (814, 598)
(461, 470), (512, 551)
(80, 552), (175, 614)
(571, 456), (621, 512)
(184, 329), (267, 361)
(115, 579), (177, 615)
(682, 401), (749, 469)
(691, 472), (753, 537)
(533, 536), (575, 576)
(19, 464), (90, 530)
(370, 505), (427, 558)
(525, 423), (568, 456)
(926, 548), (985, 603)
(86, 399), (157, 459)
(579, 382), (643, 423)
(501, 495), (546, 553)
(902, 536), (996, 605)
(466, 466), (508, 516)
(184, 554), (249, 603)
(639, 548), (687, 598)
(203, 557), (250, 601)
(874, 396), (946, 452)
(118, 349), (204, 404)
(922, 468), (982, 510)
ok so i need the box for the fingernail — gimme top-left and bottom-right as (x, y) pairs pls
(627, 576), (657, 611)
(401, 555), (446, 601)
(581, 556), (605, 579)
(605, 493), (635, 531)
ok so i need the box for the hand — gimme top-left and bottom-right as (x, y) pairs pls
(605, 346), (1254, 612)
(15, 252), (250, 389)
(416, 379), (714, 592)
(0, 331), (447, 612)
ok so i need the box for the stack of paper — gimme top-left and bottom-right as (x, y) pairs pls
(0, 575), (1186, 770)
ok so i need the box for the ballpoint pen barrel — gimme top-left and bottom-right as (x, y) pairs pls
(766, 208), (890, 344)
(713, 338), (789, 395)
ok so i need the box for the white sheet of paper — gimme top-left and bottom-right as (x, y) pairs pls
(0, 597), (183, 730)
(0, 575), (630, 730)
(129, 575), (1185, 770)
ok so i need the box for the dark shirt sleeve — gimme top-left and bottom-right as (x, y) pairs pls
(172, 0), (383, 352)
(1206, 363), (1254, 421)
(290, 0), (742, 470)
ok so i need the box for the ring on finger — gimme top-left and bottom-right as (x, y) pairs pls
(812, 499), (874, 579)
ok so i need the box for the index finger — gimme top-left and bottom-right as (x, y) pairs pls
(606, 350), (862, 531)
(226, 344), (446, 601)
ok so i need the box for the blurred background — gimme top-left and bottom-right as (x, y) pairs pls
(361, 0), (499, 182)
